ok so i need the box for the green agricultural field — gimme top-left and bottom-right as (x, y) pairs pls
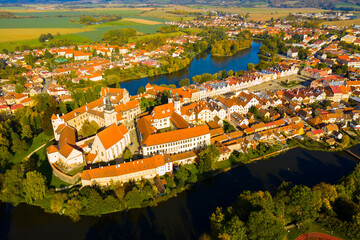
(79, 9), (143, 16)
(14, 11), (86, 17)
(76, 24), (163, 41)
(0, 33), (90, 53)
(0, 38), (46, 52)
(98, 20), (144, 26)
(0, 17), (83, 28)
(129, 31), (185, 42)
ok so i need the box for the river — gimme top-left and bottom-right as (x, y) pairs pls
(117, 41), (261, 95)
(1, 147), (359, 240)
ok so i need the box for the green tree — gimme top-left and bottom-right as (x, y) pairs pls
(287, 185), (321, 222)
(79, 120), (100, 137)
(85, 189), (103, 216)
(50, 193), (68, 213)
(137, 86), (145, 94)
(123, 148), (133, 160)
(223, 120), (236, 133)
(114, 185), (125, 201)
(198, 145), (221, 173)
(219, 216), (247, 240)
(21, 125), (33, 139)
(102, 195), (120, 213)
(107, 74), (120, 84)
(247, 210), (286, 240)
(0, 146), (12, 168)
(1, 165), (24, 206)
(44, 49), (53, 59)
(11, 138), (28, 153)
(124, 187), (147, 209)
(247, 63), (255, 71)
(59, 102), (68, 114)
(313, 182), (338, 210)
(179, 78), (190, 87)
(175, 165), (189, 185)
(64, 198), (82, 222)
(24, 54), (37, 65)
(42, 106), (58, 136)
(15, 84), (24, 93)
(23, 171), (46, 203)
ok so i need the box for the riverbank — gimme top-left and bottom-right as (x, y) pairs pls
(27, 138), (360, 219)
(2, 145), (358, 240)
(211, 45), (252, 57)
(110, 41), (261, 95)
(108, 44), (253, 86)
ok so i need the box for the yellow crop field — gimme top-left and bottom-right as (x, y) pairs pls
(323, 19), (360, 26)
(122, 18), (162, 25)
(0, 28), (91, 42)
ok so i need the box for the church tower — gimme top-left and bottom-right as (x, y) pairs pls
(168, 90), (173, 103)
(174, 93), (181, 114)
(104, 95), (117, 127)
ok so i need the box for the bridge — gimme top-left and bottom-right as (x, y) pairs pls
(343, 148), (360, 160)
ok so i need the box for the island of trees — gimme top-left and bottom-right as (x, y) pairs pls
(206, 164), (360, 240)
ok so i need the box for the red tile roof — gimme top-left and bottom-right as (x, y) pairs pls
(81, 154), (165, 180)
(97, 123), (128, 150)
(143, 125), (210, 146)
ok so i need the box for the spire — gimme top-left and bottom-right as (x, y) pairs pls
(104, 95), (114, 111)
(175, 92), (180, 101)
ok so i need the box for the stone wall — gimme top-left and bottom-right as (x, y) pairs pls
(51, 163), (82, 185)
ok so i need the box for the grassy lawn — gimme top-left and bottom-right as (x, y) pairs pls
(9, 132), (53, 166)
(287, 222), (348, 240)
(50, 175), (72, 188)
(66, 165), (85, 176)
(213, 159), (234, 171)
